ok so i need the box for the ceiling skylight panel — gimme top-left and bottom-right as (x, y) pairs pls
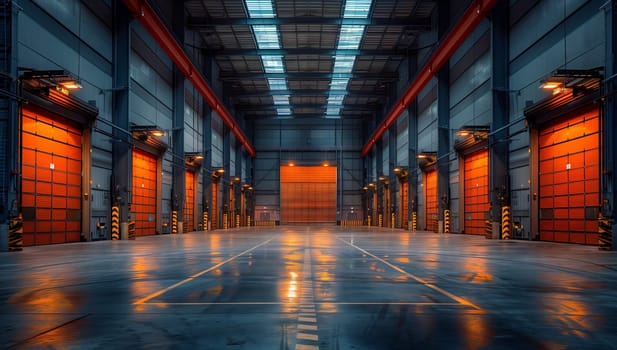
(326, 106), (341, 115)
(262, 55), (285, 73)
(343, 0), (372, 18)
(273, 95), (290, 105)
(253, 25), (280, 49)
(324, 0), (373, 118)
(268, 78), (287, 90)
(337, 26), (364, 49)
(277, 107), (292, 115)
(330, 78), (350, 90)
(333, 56), (356, 73)
(245, 0), (275, 18)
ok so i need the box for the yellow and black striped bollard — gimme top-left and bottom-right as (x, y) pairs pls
(247, 215), (251, 227)
(223, 213), (228, 229)
(367, 215), (371, 227)
(378, 213), (383, 227)
(9, 213), (23, 251)
(236, 214), (240, 228)
(412, 211), (417, 232)
(128, 219), (136, 240)
(444, 209), (450, 233)
(171, 210), (178, 234)
(501, 206), (511, 240)
(391, 212), (395, 228)
(111, 206), (120, 240)
(599, 214), (612, 251)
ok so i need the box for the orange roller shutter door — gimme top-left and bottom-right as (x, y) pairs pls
(132, 148), (157, 236)
(538, 108), (599, 245)
(464, 149), (489, 235)
(280, 166), (337, 223)
(21, 106), (83, 246)
(184, 170), (195, 232)
(425, 170), (438, 232)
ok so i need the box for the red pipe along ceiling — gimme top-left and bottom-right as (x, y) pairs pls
(361, 0), (497, 157)
(123, 0), (256, 157)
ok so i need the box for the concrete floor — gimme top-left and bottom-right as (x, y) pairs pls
(1, 226), (617, 349)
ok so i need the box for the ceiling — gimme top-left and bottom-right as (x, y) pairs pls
(182, 0), (439, 122)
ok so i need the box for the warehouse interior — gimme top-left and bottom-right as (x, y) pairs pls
(1, 1), (617, 348)
(1, 0), (615, 249)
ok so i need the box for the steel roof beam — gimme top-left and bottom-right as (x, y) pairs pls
(219, 72), (398, 80)
(235, 104), (381, 111)
(225, 89), (386, 97)
(205, 48), (408, 57)
(187, 16), (432, 29)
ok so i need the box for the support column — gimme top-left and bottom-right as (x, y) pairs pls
(490, 1), (510, 239)
(112, 0), (131, 237)
(603, 2), (616, 250)
(222, 127), (231, 229)
(436, 1), (450, 234)
(406, 54), (419, 231)
(0, 2), (19, 250)
(407, 100), (418, 231)
(171, 5), (185, 233)
(234, 140), (242, 227)
(389, 127), (397, 228)
(376, 138), (384, 227)
(202, 56), (213, 231)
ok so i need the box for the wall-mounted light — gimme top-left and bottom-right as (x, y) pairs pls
(394, 166), (408, 178)
(288, 161), (295, 167)
(417, 152), (437, 162)
(322, 161), (329, 167)
(185, 152), (204, 166)
(456, 125), (489, 139)
(212, 168), (225, 177)
(131, 125), (166, 142)
(539, 68), (603, 96)
(19, 69), (82, 95)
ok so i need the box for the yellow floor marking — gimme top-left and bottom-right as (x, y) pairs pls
(338, 237), (483, 311)
(134, 237), (275, 305)
(296, 344), (319, 350)
(298, 324), (318, 331)
(297, 333), (319, 341)
(298, 317), (317, 323)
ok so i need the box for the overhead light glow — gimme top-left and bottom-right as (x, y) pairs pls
(325, 0), (373, 119)
(246, 0), (291, 118)
(245, 0), (275, 18)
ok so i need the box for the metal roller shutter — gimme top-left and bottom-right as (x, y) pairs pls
(539, 108), (599, 244)
(425, 170), (438, 232)
(21, 107), (82, 245)
(132, 148), (157, 236)
(184, 170), (195, 232)
(280, 166), (337, 223)
(464, 149), (489, 235)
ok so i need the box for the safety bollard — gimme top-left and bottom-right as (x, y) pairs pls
(444, 209), (450, 233)
(111, 206), (120, 240)
(8, 213), (23, 251)
(171, 210), (178, 234)
(599, 214), (613, 251)
(501, 206), (511, 240)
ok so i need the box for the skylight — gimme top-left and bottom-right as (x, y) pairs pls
(245, 0), (275, 18)
(325, 0), (373, 119)
(246, 0), (290, 117)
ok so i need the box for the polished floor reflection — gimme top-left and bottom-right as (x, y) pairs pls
(1, 226), (617, 349)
